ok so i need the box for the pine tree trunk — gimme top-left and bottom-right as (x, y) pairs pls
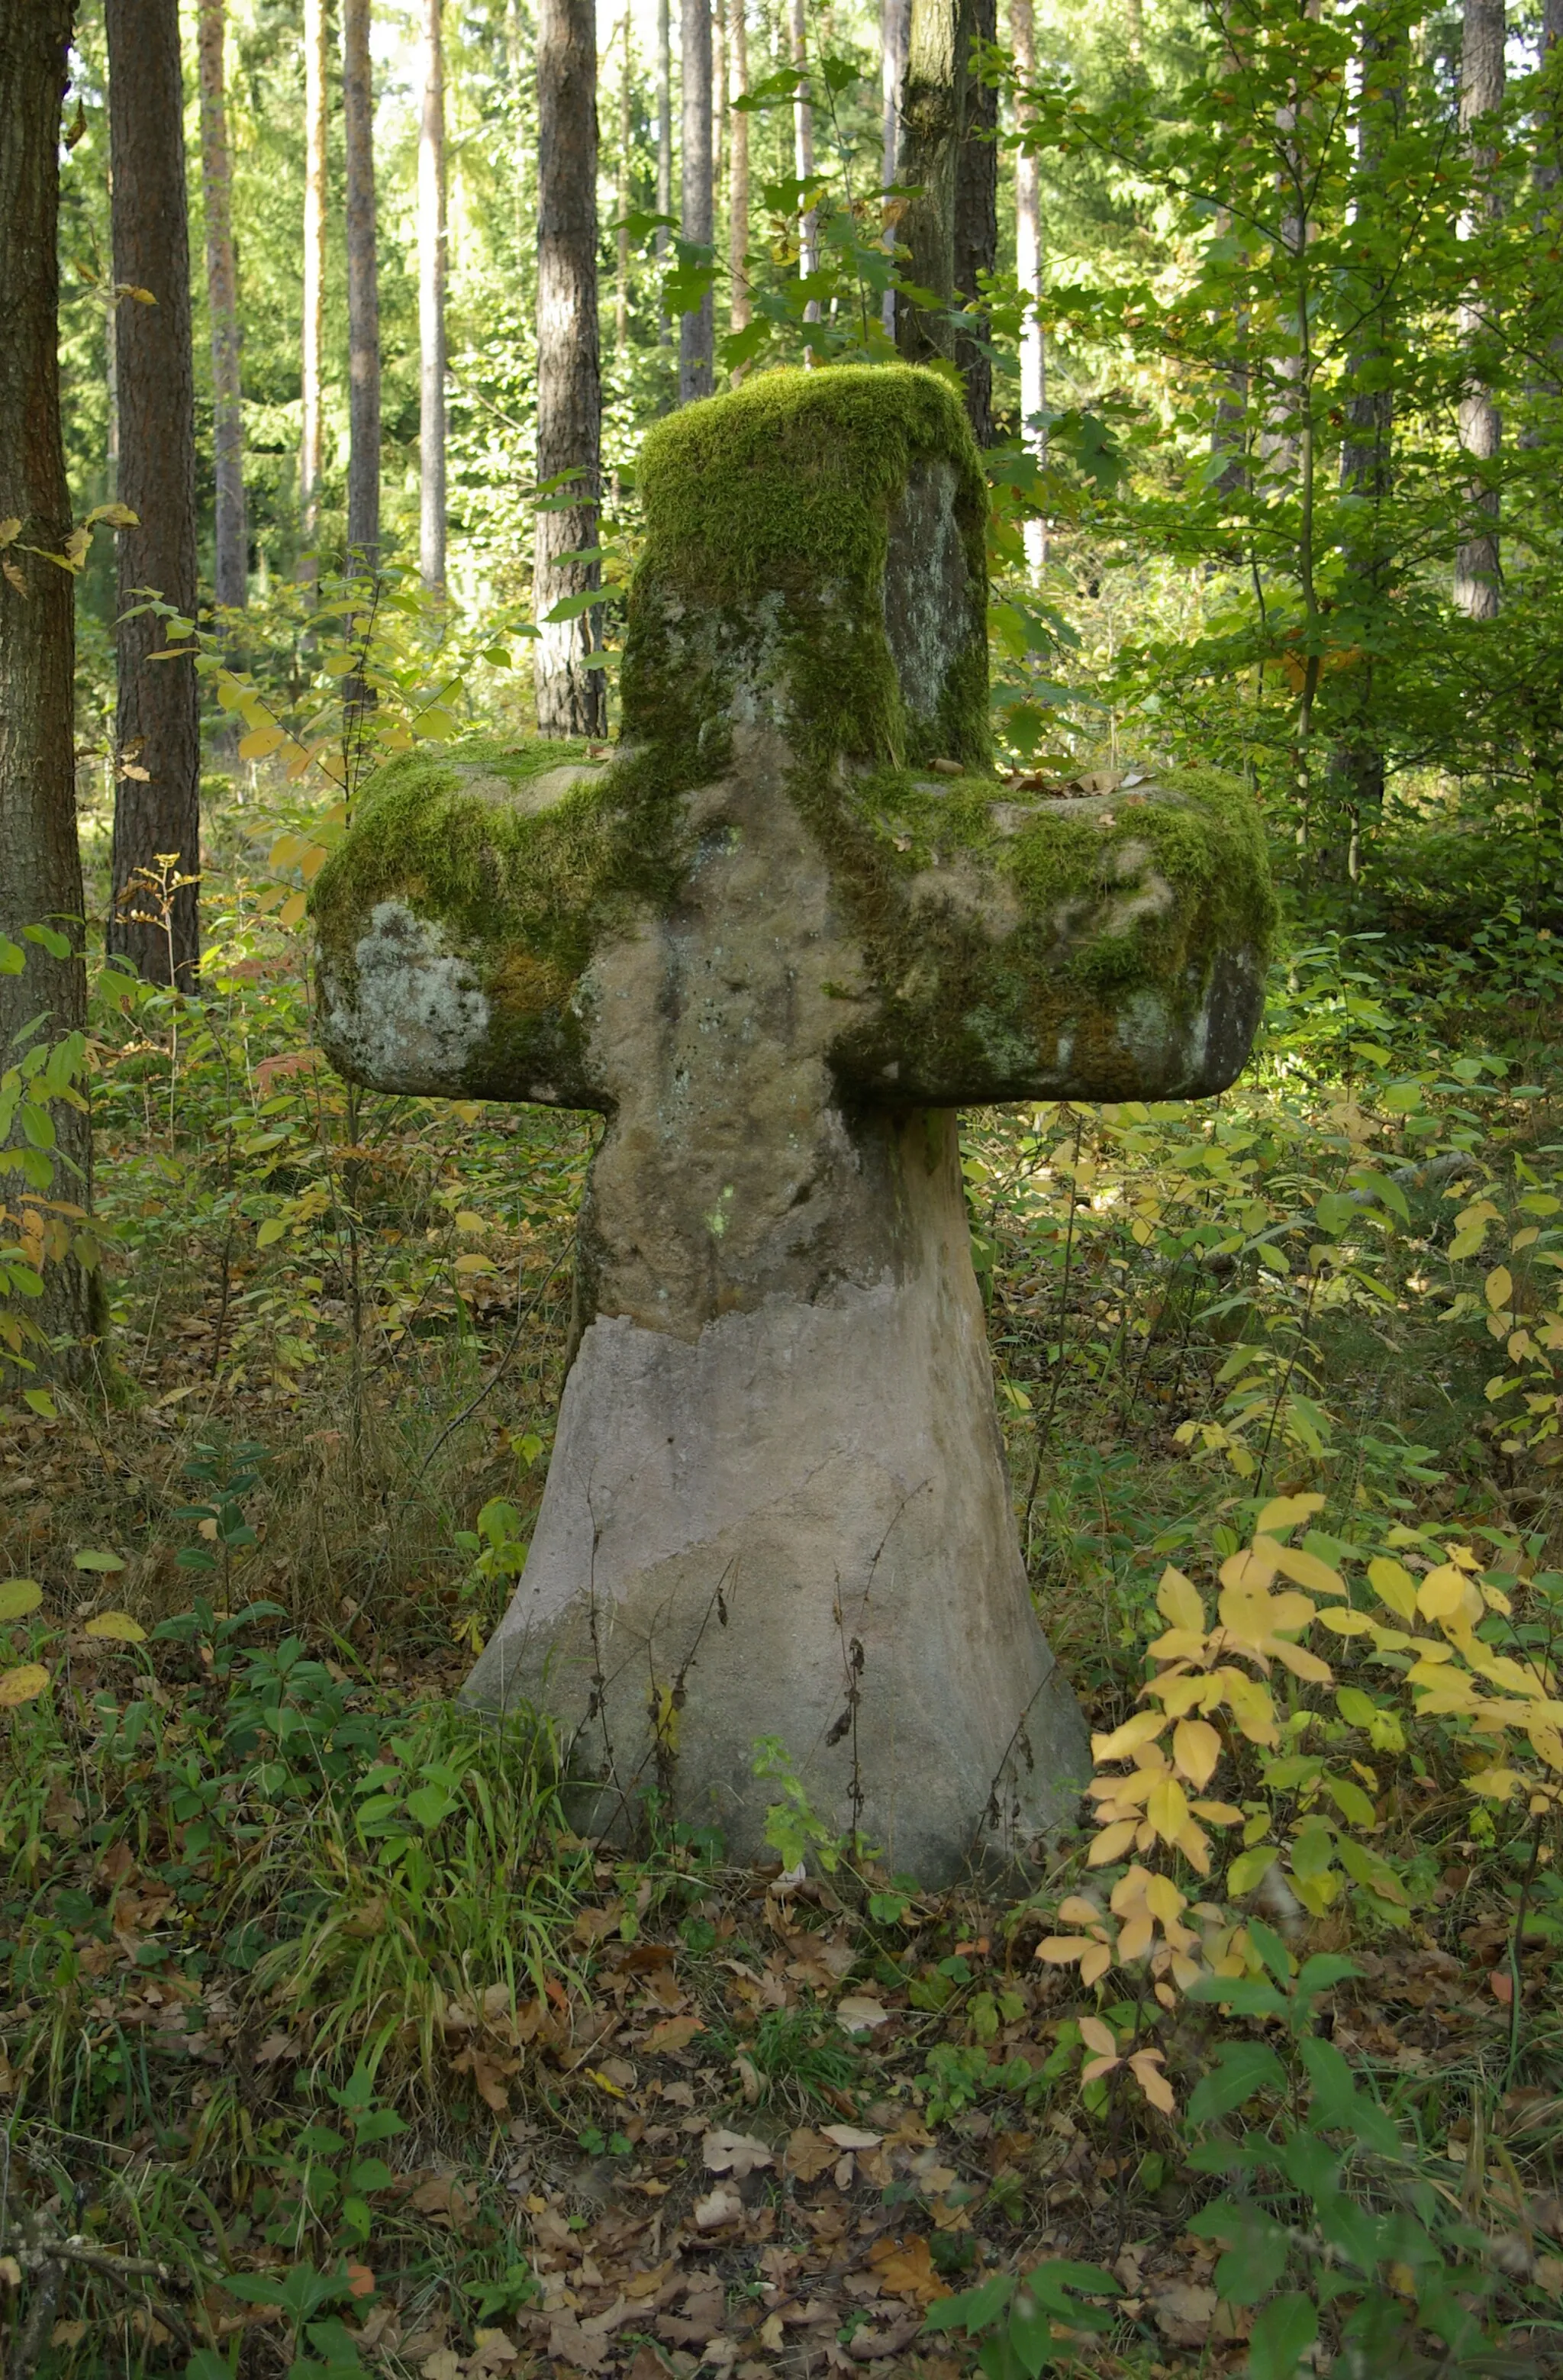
(952, 0), (995, 444)
(0, 0), (98, 1376)
(534, 0), (604, 734)
(680, 0), (714, 397)
(419, 0), (447, 591)
(105, 0), (201, 991)
(730, 0), (750, 333)
(299, 0), (327, 585)
(1455, 0), (1504, 618)
(895, 0), (994, 441)
(1010, 0), (1044, 569)
(880, 0), (908, 337)
(713, 0), (725, 201)
(656, 0), (672, 345)
(198, 0), (246, 612)
(343, 0), (381, 575)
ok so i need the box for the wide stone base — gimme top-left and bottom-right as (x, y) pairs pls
(464, 1137), (1090, 1883)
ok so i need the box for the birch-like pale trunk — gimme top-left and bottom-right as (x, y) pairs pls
(656, 0), (672, 344)
(1455, 0), (1504, 618)
(881, 0), (909, 336)
(790, 0), (820, 336)
(343, 0), (381, 576)
(299, 0), (327, 585)
(617, 13), (633, 356)
(418, 0), (448, 591)
(680, 0), (715, 397)
(1010, 0), (1045, 569)
(198, 0), (247, 611)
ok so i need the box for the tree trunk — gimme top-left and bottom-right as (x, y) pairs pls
(880, 0), (908, 337)
(105, 0), (201, 991)
(418, 0), (447, 591)
(0, 0), (98, 1376)
(534, 0), (604, 734)
(789, 0), (819, 339)
(299, 0), (327, 585)
(895, 0), (994, 442)
(656, 0), (672, 345)
(680, 0), (714, 398)
(1455, 0), (1503, 618)
(343, 0), (381, 575)
(713, 0), (725, 201)
(617, 13), (633, 356)
(729, 0), (750, 333)
(1010, 0), (1044, 568)
(197, 0), (246, 612)
(952, 0), (995, 443)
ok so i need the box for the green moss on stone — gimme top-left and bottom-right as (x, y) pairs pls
(622, 363), (990, 776)
(310, 734), (694, 1100)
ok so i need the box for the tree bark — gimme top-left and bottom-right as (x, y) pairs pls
(713, 0), (725, 200)
(198, 0), (246, 612)
(789, 0), (820, 340)
(534, 0), (604, 733)
(343, 0), (381, 575)
(1455, 0), (1503, 618)
(656, 0), (672, 345)
(880, 0), (908, 337)
(1010, 0), (1044, 567)
(299, 0), (327, 585)
(895, 0), (995, 442)
(105, 0), (201, 991)
(729, 0), (750, 333)
(419, 0), (447, 590)
(617, 12), (633, 356)
(681, 0), (714, 397)
(0, 0), (98, 1375)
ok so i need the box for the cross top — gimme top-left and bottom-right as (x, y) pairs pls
(314, 365), (1275, 1880)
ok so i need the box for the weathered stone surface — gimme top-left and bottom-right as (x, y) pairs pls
(313, 363), (1275, 1880)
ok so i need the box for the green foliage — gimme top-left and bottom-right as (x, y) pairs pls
(922, 2258), (1122, 2378)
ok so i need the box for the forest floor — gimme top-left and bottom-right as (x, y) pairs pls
(1, 787), (1562, 2375)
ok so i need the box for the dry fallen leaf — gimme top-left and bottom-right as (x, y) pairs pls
(820, 2124), (881, 2151)
(409, 2171), (479, 2228)
(869, 2235), (952, 2307)
(643, 2014), (705, 2054)
(703, 2127), (775, 2177)
(835, 1996), (889, 2034)
(784, 2128), (838, 2183)
(1151, 2282), (1217, 2346)
(694, 2181), (745, 2229)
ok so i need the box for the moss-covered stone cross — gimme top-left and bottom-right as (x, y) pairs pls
(314, 365), (1275, 1882)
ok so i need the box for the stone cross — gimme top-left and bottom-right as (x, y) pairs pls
(314, 366), (1275, 1882)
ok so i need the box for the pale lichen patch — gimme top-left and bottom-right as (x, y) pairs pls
(321, 901), (491, 1095)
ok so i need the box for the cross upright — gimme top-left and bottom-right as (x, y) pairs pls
(314, 365), (1275, 1881)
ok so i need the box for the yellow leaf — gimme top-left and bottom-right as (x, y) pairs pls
(1316, 1608), (1373, 1635)
(1079, 2053), (1120, 2084)
(1266, 1639), (1333, 1685)
(1077, 2016), (1117, 2057)
(1172, 1717), (1221, 1788)
(417, 707), (458, 739)
(238, 724), (286, 761)
(1091, 1710), (1167, 1763)
(1191, 1799), (1243, 1824)
(1129, 2051), (1176, 2114)
(1079, 1940), (1112, 1986)
(279, 892), (308, 929)
(1220, 1543), (1278, 1592)
(84, 1612), (147, 1643)
(0, 518), (21, 547)
(454, 1211), (487, 1232)
(1057, 1895), (1104, 1927)
(1117, 1913), (1153, 1962)
(1088, 1819), (1139, 1866)
(0, 1581), (43, 1623)
(1367, 1557), (1419, 1621)
(1146, 1627), (1207, 1662)
(1155, 1566), (1205, 1633)
(1255, 1492), (1325, 1537)
(1146, 1772), (1190, 1843)
(1144, 1872), (1187, 1924)
(1417, 1566), (1468, 1620)
(453, 1253), (497, 1275)
(0, 1664), (49, 1707)
(1465, 1766), (1519, 1800)
(1266, 1589), (1316, 1633)
(1485, 1265), (1513, 1312)
(1035, 1936), (1093, 1965)
(1269, 1540), (1345, 1597)
(1175, 1817), (1213, 1872)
